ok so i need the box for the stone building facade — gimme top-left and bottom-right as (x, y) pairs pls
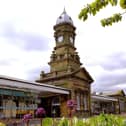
(36, 9), (93, 117)
(102, 90), (126, 114)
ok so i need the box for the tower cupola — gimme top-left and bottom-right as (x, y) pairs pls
(56, 8), (73, 25)
(54, 9), (76, 48)
(47, 9), (82, 72)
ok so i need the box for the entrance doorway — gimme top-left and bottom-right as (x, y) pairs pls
(40, 96), (61, 117)
(40, 97), (52, 117)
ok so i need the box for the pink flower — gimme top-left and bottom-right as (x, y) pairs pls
(67, 99), (77, 109)
(67, 99), (77, 117)
(35, 107), (46, 117)
(22, 113), (32, 122)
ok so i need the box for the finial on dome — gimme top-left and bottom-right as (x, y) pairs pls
(63, 7), (66, 14)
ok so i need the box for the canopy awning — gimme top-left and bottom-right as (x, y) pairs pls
(92, 95), (118, 102)
(0, 75), (70, 97)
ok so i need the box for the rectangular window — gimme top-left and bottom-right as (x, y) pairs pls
(84, 94), (88, 110)
(76, 94), (80, 110)
(80, 94), (84, 110)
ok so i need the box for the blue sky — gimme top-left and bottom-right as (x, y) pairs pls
(0, 0), (126, 92)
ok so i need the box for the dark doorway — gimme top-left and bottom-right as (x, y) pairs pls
(40, 96), (61, 117)
(51, 96), (60, 117)
(40, 97), (52, 117)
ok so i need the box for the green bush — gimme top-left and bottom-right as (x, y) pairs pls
(42, 118), (53, 126)
(57, 117), (69, 126)
(24, 114), (126, 126)
(87, 114), (125, 126)
(56, 114), (126, 126)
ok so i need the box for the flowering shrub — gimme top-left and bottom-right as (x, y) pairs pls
(67, 99), (77, 109)
(67, 99), (77, 117)
(35, 107), (46, 118)
(22, 113), (32, 123)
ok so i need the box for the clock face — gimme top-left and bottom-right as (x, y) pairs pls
(57, 36), (63, 42)
(70, 37), (73, 43)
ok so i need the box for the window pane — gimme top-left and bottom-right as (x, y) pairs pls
(76, 94), (80, 110)
(84, 94), (87, 110)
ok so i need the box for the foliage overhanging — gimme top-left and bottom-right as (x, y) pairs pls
(79, 0), (126, 27)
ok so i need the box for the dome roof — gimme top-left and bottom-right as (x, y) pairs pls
(56, 9), (73, 25)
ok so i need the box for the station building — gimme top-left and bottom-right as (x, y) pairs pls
(0, 9), (93, 118)
(0, 9), (126, 119)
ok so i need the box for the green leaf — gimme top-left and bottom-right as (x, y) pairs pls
(87, 4), (92, 14)
(78, 7), (88, 19)
(120, 0), (126, 9)
(83, 14), (88, 21)
(109, 0), (118, 6)
(101, 19), (106, 27)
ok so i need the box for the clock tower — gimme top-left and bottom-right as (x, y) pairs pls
(49, 8), (82, 72)
(36, 9), (93, 117)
